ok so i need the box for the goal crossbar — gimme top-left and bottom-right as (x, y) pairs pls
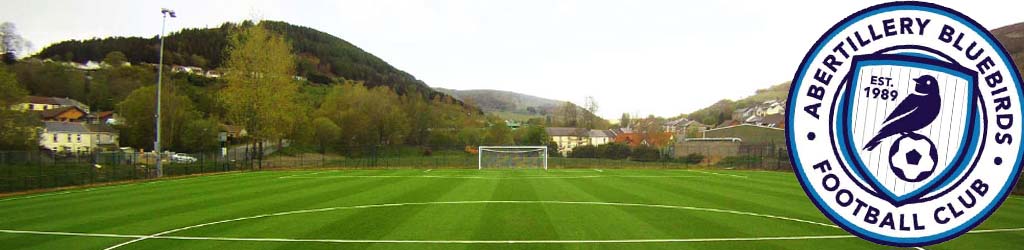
(478, 146), (548, 170)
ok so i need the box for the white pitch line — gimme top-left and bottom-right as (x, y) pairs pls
(279, 175), (704, 180)
(684, 170), (748, 178)
(101, 200), (841, 249)
(276, 171), (331, 179)
(4, 227), (1023, 245)
(423, 169), (432, 173)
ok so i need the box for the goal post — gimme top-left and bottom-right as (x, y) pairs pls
(478, 146), (548, 170)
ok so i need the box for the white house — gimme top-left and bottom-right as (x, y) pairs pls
(546, 127), (615, 155)
(40, 121), (119, 153)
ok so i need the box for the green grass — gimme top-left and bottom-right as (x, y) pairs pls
(0, 169), (1021, 249)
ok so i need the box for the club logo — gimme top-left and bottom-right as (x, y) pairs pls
(787, 2), (1023, 246)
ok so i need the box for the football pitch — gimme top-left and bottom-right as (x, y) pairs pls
(0, 169), (1021, 249)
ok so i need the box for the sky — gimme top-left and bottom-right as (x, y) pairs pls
(2, 0), (1022, 119)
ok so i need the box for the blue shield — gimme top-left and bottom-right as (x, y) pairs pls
(835, 53), (980, 206)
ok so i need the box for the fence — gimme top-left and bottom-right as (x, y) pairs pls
(0, 149), (263, 193)
(17, 144), (1020, 194)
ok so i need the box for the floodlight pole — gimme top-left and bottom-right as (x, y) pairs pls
(154, 8), (175, 178)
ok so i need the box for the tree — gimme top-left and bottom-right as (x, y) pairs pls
(116, 84), (198, 151)
(619, 113), (631, 128)
(555, 101), (578, 127)
(0, 68), (39, 150)
(0, 67), (26, 107)
(312, 117), (340, 153)
(179, 118), (220, 152)
(583, 96), (599, 129)
(103, 51), (128, 66)
(514, 125), (548, 146)
(634, 115), (671, 148)
(402, 92), (436, 145)
(316, 83), (409, 148)
(13, 61), (87, 101)
(0, 22), (31, 64)
(190, 54), (208, 68)
(221, 24), (300, 155)
(484, 116), (513, 145)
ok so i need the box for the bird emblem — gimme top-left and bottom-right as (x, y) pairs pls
(863, 75), (941, 151)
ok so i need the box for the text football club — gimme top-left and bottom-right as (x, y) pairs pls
(787, 1), (1024, 247)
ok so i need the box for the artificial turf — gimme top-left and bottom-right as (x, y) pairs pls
(0, 169), (1021, 249)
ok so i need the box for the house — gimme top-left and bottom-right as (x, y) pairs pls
(589, 129), (614, 145)
(39, 121), (119, 153)
(172, 65), (203, 74)
(36, 106), (88, 122)
(204, 70), (222, 78)
(760, 114), (786, 129)
(664, 118), (710, 140)
(220, 124), (248, 140)
(12, 96), (90, 113)
(67, 61), (101, 71)
(505, 120), (523, 130)
(546, 127), (589, 155)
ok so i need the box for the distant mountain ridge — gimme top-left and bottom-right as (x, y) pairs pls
(435, 88), (598, 121)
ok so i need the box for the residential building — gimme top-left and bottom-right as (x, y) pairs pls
(546, 127), (615, 155)
(36, 106), (88, 122)
(546, 127), (588, 155)
(663, 118), (710, 140)
(12, 96), (90, 113)
(220, 124), (249, 140)
(39, 121), (119, 153)
(589, 129), (614, 145)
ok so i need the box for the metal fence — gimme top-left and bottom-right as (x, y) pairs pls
(0, 149), (263, 193)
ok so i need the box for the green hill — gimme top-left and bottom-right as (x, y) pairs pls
(32, 20), (455, 100)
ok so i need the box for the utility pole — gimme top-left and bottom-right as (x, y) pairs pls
(154, 8), (176, 177)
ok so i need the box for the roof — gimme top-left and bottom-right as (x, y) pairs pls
(24, 96), (88, 110)
(95, 111), (115, 119)
(664, 118), (690, 126)
(27, 96), (61, 105)
(588, 129), (613, 138)
(717, 119), (740, 128)
(546, 127), (588, 137)
(762, 114), (786, 127)
(36, 106), (86, 119)
(85, 123), (118, 133)
(44, 121), (90, 133)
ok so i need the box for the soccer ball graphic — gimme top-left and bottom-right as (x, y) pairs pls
(887, 133), (939, 182)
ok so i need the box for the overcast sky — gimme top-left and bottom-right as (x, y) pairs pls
(3, 0), (1022, 118)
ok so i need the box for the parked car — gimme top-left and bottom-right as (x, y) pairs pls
(171, 153), (197, 164)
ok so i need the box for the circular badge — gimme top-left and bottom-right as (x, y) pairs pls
(787, 1), (1023, 247)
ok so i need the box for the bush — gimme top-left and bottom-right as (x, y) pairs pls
(630, 145), (661, 162)
(683, 153), (704, 164)
(597, 143), (631, 160)
(569, 145), (597, 158)
(718, 156), (762, 167)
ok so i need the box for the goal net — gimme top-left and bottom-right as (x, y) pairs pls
(478, 146), (548, 170)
